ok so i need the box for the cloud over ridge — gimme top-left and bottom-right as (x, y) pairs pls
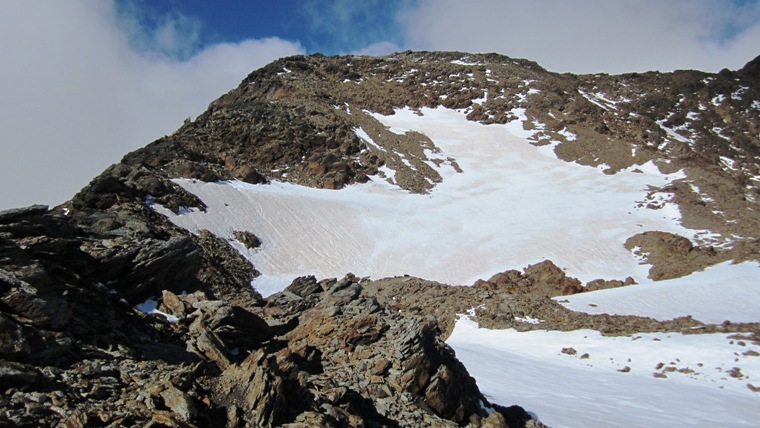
(0, 0), (303, 209)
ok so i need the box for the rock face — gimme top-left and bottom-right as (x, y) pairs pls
(2, 50), (760, 426)
(0, 204), (541, 425)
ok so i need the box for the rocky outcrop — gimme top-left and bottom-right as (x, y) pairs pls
(474, 260), (584, 297)
(625, 231), (728, 280)
(360, 270), (760, 339)
(0, 203), (542, 426)
(233, 230), (262, 249)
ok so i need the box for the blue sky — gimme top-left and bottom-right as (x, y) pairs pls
(113, 0), (760, 71)
(116, 0), (412, 58)
(1, 0), (759, 209)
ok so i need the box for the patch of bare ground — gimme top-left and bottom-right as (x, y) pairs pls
(359, 260), (760, 340)
(346, 108), (453, 193)
(625, 231), (760, 280)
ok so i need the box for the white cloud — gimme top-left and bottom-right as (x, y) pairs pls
(399, 0), (760, 73)
(302, 0), (412, 53)
(115, 2), (204, 59)
(0, 1), (304, 210)
(351, 41), (402, 56)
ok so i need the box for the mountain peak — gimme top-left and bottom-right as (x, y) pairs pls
(739, 53), (760, 80)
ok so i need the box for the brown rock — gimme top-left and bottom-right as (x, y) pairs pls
(160, 383), (197, 422)
(285, 275), (322, 298)
(233, 165), (266, 184)
(233, 230), (262, 249)
(215, 350), (289, 427)
(524, 260), (583, 296)
(63, 409), (89, 428)
(161, 290), (187, 319)
(187, 317), (231, 370)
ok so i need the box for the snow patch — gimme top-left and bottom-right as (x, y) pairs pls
(578, 89), (615, 111)
(557, 127), (577, 141)
(558, 261), (760, 323)
(515, 315), (544, 325)
(656, 120), (693, 145)
(135, 298), (178, 323)
(451, 59), (481, 66)
(251, 274), (302, 298)
(354, 127), (386, 152)
(712, 94), (726, 106)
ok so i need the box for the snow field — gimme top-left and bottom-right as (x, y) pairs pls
(159, 106), (703, 290)
(448, 316), (760, 428)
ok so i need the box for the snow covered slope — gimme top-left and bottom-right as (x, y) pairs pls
(156, 106), (704, 290)
(448, 317), (760, 427)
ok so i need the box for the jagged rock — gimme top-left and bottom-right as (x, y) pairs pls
(161, 290), (188, 319)
(1, 281), (71, 329)
(214, 350), (290, 427)
(187, 315), (232, 370)
(193, 230), (264, 307)
(158, 383), (198, 422)
(0, 205), (49, 223)
(276, 291), (490, 426)
(0, 361), (43, 387)
(145, 411), (198, 428)
(285, 275), (322, 298)
(739, 54), (760, 81)
(0, 313), (31, 355)
(200, 303), (273, 350)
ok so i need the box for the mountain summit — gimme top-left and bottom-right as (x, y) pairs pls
(1, 51), (759, 426)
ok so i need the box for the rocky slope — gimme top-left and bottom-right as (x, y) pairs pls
(2, 51), (759, 426)
(0, 206), (537, 426)
(72, 50), (760, 278)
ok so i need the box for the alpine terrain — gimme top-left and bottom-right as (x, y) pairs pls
(1, 51), (759, 427)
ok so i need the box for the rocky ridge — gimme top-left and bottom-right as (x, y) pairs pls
(2, 51), (760, 425)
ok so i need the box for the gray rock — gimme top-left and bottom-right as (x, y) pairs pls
(0, 205), (48, 223)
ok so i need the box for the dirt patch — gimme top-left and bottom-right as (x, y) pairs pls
(359, 260), (759, 340)
(625, 231), (760, 280)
